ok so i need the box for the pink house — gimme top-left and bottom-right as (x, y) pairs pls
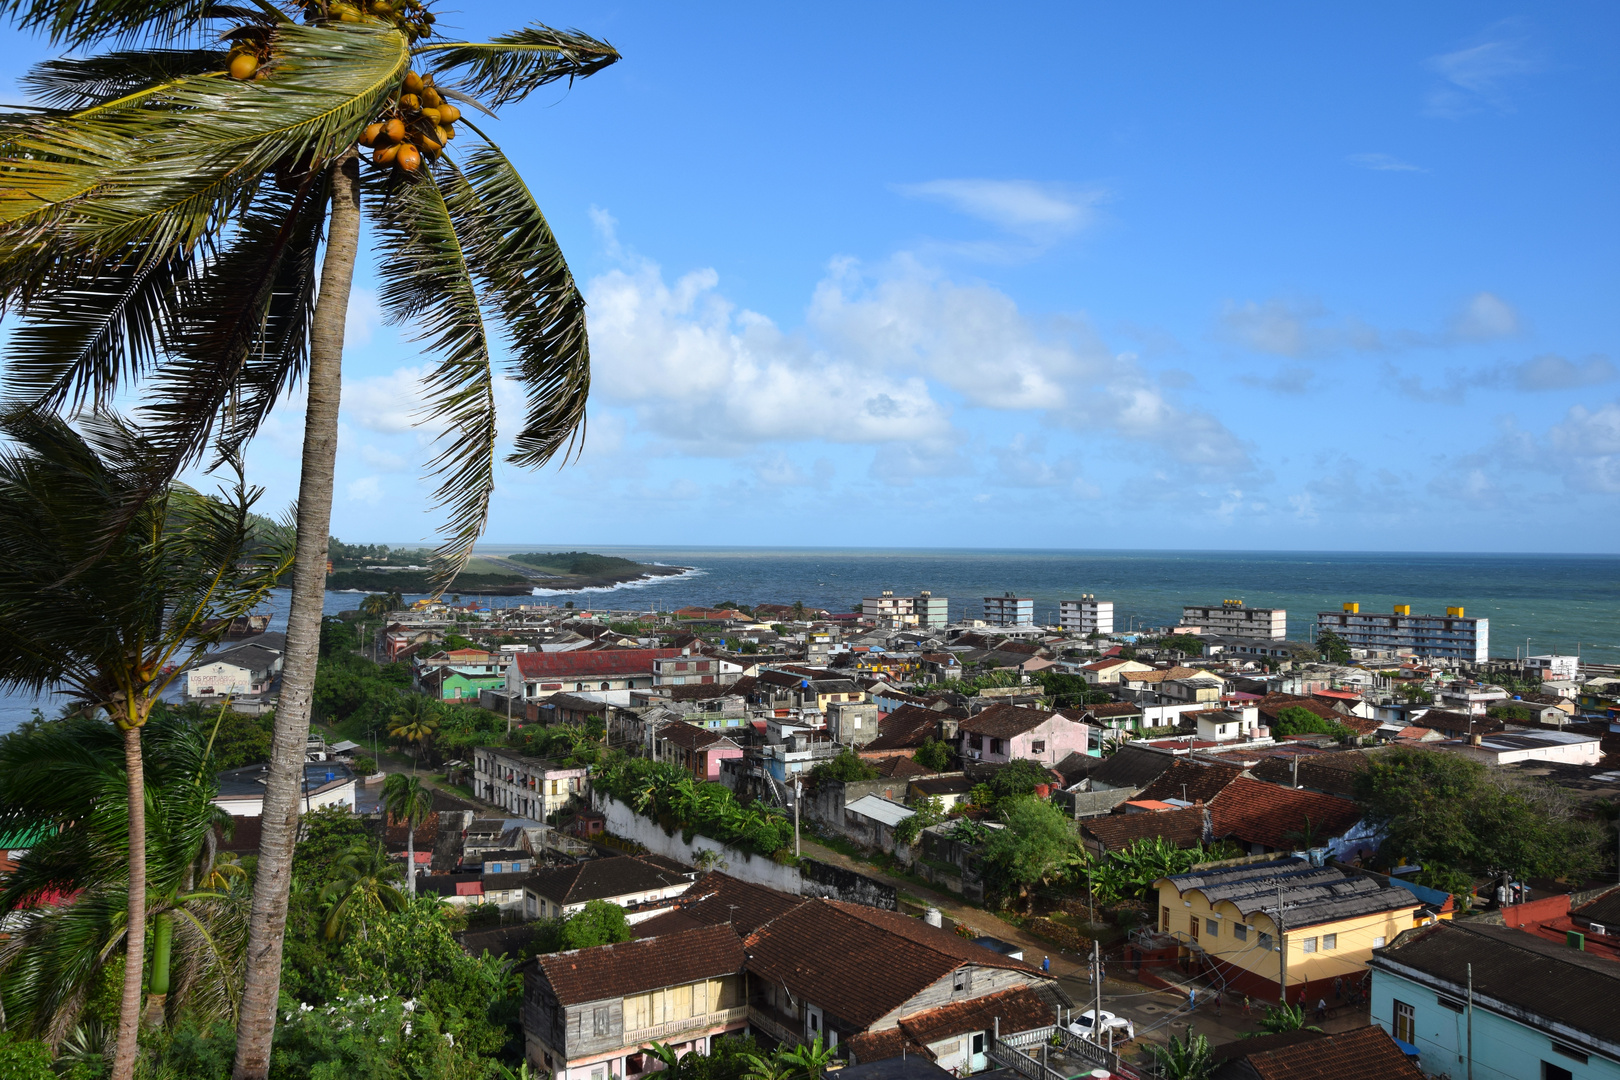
(958, 703), (1091, 767)
(655, 722), (745, 782)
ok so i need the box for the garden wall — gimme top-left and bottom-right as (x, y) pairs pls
(799, 858), (897, 910)
(591, 790), (803, 894)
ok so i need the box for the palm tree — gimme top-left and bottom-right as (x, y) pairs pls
(317, 839), (406, 940)
(359, 593), (391, 660)
(0, 7), (618, 1073)
(381, 772), (433, 896)
(0, 413), (287, 1079)
(0, 710), (252, 1059)
(389, 695), (441, 760)
(1146, 1032), (1214, 1080)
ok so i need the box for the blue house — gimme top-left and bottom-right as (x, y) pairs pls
(1368, 920), (1620, 1080)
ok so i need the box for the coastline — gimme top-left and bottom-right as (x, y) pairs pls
(327, 562), (696, 597)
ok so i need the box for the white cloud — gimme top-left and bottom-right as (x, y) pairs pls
(1347, 153), (1426, 173)
(1547, 402), (1620, 493)
(894, 179), (1104, 239)
(1425, 26), (1542, 118)
(344, 287), (386, 347)
(585, 259), (953, 452)
(359, 444), (408, 472)
(1449, 291), (1520, 341)
(342, 367), (426, 434)
(1512, 353), (1616, 391)
(346, 476), (385, 504)
(1216, 298), (1383, 358)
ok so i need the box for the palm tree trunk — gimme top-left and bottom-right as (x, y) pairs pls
(406, 825), (416, 897)
(233, 156), (362, 1080)
(112, 724), (145, 1080)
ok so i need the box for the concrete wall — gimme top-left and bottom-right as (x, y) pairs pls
(591, 791), (803, 894)
(798, 859), (897, 910)
(1056, 787), (1133, 819)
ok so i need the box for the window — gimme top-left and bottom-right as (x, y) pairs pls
(1322, 933), (1337, 950)
(1374, 936), (1386, 947)
(953, 969), (968, 993)
(1302, 936), (1317, 954)
(1233, 923), (1248, 942)
(1162, 907), (1170, 932)
(1258, 932), (1273, 951)
(1552, 1044), (1589, 1065)
(1542, 1064), (1573, 1080)
(1031, 740), (1046, 754)
(1189, 915), (1199, 941)
(1393, 1000), (1415, 1043)
(1437, 996), (1464, 1013)
(1206, 918), (1219, 938)
(593, 1007), (610, 1036)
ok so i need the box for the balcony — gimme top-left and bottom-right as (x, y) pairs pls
(624, 1005), (749, 1044)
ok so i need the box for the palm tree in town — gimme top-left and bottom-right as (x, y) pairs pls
(358, 593), (391, 661)
(1146, 1031), (1214, 1080)
(0, 4), (617, 1073)
(381, 772), (434, 896)
(389, 694), (441, 760)
(0, 710), (254, 1059)
(0, 413), (288, 1078)
(318, 839), (406, 940)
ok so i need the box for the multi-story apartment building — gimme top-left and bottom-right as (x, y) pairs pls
(983, 593), (1034, 627)
(1315, 603), (1489, 663)
(861, 591), (914, 626)
(1181, 600), (1287, 640)
(651, 652), (743, 688)
(1058, 595), (1113, 635)
(915, 590), (949, 628)
(1525, 654), (1579, 681)
(472, 746), (589, 821)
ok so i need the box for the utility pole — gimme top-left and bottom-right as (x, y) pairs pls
(1276, 880), (1287, 1006)
(1092, 939), (1102, 1045)
(794, 773), (802, 858)
(1466, 962), (1474, 1080)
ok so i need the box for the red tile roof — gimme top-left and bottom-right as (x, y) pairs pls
(523, 856), (691, 905)
(959, 703), (1059, 739)
(1210, 777), (1362, 851)
(897, 985), (1059, 1046)
(1235, 1025), (1424, 1079)
(633, 871), (804, 939)
(1134, 759), (1243, 805)
(513, 648), (679, 680)
(742, 899), (1039, 1029)
(1082, 806), (1210, 852)
(863, 705), (945, 751)
(533, 923), (746, 1006)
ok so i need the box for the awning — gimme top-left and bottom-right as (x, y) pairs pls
(1393, 1038), (1421, 1058)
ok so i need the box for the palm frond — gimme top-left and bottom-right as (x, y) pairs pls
(0, 244), (188, 411)
(454, 140), (590, 470)
(0, 0), (213, 47)
(365, 164), (495, 590)
(20, 48), (225, 111)
(141, 173), (328, 468)
(416, 23), (619, 107)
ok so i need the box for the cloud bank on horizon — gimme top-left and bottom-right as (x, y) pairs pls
(120, 4), (1613, 553)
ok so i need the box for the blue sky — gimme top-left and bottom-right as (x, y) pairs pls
(6, 3), (1617, 551)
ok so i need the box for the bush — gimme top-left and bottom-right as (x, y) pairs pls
(913, 737), (954, 772)
(350, 754), (378, 777)
(1272, 705), (1354, 741)
(989, 758), (1052, 802)
(809, 749), (879, 786)
(558, 900), (633, 950)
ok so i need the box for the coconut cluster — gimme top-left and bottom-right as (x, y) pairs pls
(358, 70), (460, 173)
(306, 0), (436, 39)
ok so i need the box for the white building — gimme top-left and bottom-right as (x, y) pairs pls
(1180, 601), (1286, 640)
(983, 593), (1034, 627)
(1316, 603), (1489, 663)
(861, 591), (914, 626)
(213, 761), (355, 817)
(915, 590), (949, 628)
(1525, 654), (1579, 681)
(1446, 728), (1601, 766)
(186, 633), (287, 701)
(472, 747), (590, 821)
(1059, 595), (1114, 635)
(652, 652), (743, 687)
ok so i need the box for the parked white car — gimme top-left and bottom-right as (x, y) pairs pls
(1068, 1009), (1135, 1042)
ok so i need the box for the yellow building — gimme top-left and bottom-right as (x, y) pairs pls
(1152, 857), (1423, 1005)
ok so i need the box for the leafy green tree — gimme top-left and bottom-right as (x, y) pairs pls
(809, 749), (879, 786)
(982, 797), (1087, 907)
(1316, 630), (1352, 665)
(0, 4), (621, 1069)
(0, 415), (286, 1079)
(990, 758), (1053, 802)
(558, 900), (633, 950)
(912, 737), (953, 772)
(1271, 706), (1353, 741)
(382, 773), (434, 896)
(779, 1035), (841, 1080)
(894, 796), (946, 847)
(1353, 746), (1606, 885)
(1030, 670), (1112, 708)
(1146, 1032), (1213, 1080)
(1159, 634), (1208, 657)
(0, 1032), (54, 1080)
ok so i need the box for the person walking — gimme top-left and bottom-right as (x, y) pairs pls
(1188, 987), (1197, 1012)
(1316, 998), (1328, 1023)
(1242, 995), (1251, 1016)
(1042, 955), (1051, 973)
